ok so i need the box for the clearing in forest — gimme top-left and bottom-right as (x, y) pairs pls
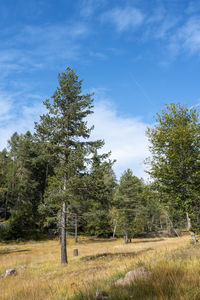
(0, 235), (199, 299)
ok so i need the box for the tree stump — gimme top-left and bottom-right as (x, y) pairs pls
(73, 249), (78, 256)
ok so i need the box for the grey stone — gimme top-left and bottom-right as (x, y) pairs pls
(1, 268), (17, 278)
(6, 246), (17, 250)
(115, 268), (151, 286)
(73, 248), (78, 256)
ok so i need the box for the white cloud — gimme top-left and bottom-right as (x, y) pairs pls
(178, 17), (200, 54)
(0, 90), (46, 149)
(166, 17), (200, 59)
(101, 6), (144, 32)
(88, 91), (150, 180)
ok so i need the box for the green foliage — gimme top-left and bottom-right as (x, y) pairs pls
(0, 129), (56, 239)
(113, 169), (145, 239)
(81, 152), (116, 237)
(146, 103), (200, 227)
(1, 203), (39, 240)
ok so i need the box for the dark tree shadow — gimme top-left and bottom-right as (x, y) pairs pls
(81, 248), (153, 261)
(133, 238), (164, 244)
(0, 249), (30, 255)
(78, 239), (117, 244)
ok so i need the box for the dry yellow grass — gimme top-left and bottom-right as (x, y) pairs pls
(0, 235), (192, 299)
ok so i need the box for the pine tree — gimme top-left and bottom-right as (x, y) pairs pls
(113, 169), (144, 242)
(35, 67), (103, 264)
(82, 151), (116, 237)
(2, 131), (48, 239)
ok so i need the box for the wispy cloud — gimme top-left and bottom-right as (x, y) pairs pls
(89, 51), (107, 60)
(0, 92), (13, 122)
(147, 5), (166, 24)
(101, 6), (145, 32)
(154, 18), (180, 40)
(0, 89), (46, 149)
(0, 22), (89, 81)
(163, 16), (200, 61)
(79, 0), (106, 18)
(176, 17), (200, 55)
(144, 6), (200, 61)
(144, 3), (180, 42)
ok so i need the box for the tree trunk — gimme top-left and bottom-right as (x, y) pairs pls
(160, 217), (163, 230)
(61, 201), (68, 264)
(186, 212), (191, 229)
(75, 214), (78, 243)
(189, 231), (197, 245)
(186, 212), (197, 244)
(113, 222), (117, 238)
(60, 97), (70, 264)
(124, 232), (128, 244)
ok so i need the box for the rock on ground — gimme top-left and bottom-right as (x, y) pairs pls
(115, 267), (151, 286)
(1, 269), (17, 278)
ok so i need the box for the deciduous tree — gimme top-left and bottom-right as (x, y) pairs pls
(146, 103), (200, 230)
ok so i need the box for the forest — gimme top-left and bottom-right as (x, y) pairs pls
(0, 67), (200, 263)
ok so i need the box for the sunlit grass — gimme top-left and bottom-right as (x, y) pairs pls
(0, 235), (197, 299)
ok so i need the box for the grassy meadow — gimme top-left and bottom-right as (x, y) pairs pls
(0, 235), (200, 299)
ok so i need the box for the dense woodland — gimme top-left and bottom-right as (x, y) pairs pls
(0, 67), (200, 256)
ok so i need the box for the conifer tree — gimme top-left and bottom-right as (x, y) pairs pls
(82, 151), (116, 237)
(35, 67), (103, 264)
(113, 169), (144, 242)
(1, 131), (48, 239)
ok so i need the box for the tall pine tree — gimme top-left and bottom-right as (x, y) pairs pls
(35, 67), (103, 264)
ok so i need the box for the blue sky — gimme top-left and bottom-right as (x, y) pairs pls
(0, 0), (200, 179)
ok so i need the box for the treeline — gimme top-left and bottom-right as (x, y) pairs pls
(0, 132), (165, 241)
(0, 67), (200, 248)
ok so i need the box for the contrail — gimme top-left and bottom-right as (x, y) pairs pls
(129, 73), (156, 108)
